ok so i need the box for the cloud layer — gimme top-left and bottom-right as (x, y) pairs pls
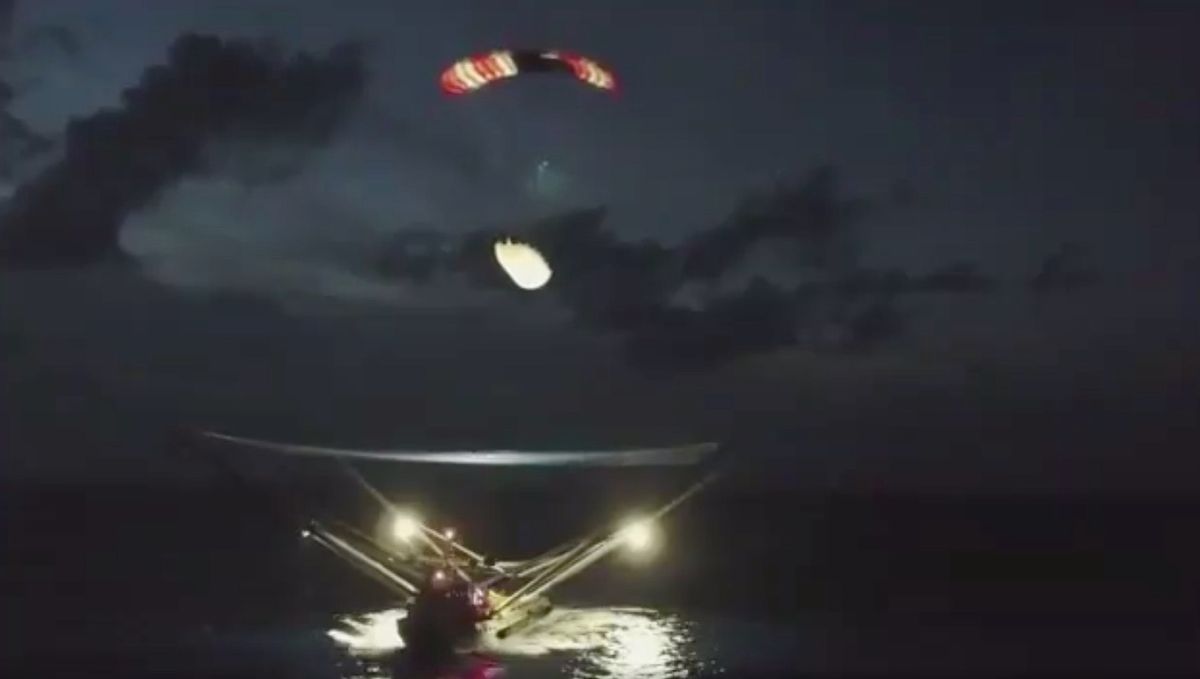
(0, 33), (366, 267)
(375, 168), (1008, 371)
(0, 16), (1116, 375)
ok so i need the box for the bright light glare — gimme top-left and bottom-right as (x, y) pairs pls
(327, 609), (408, 656)
(392, 511), (421, 542)
(493, 238), (552, 290)
(620, 518), (657, 553)
(443, 527), (457, 541)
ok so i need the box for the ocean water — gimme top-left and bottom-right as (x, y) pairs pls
(4, 483), (1200, 677)
(20, 605), (798, 679)
(326, 605), (803, 678)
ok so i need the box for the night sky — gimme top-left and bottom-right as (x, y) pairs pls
(1, 1), (1197, 490)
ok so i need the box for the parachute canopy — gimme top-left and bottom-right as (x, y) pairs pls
(440, 49), (616, 95)
(197, 430), (718, 467)
(493, 237), (552, 290)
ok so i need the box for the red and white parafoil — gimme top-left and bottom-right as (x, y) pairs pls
(439, 49), (616, 95)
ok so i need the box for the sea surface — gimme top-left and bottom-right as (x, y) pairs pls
(3, 479), (1199, 677)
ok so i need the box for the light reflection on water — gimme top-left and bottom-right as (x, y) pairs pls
(327, 609), (407, 658)
(327, 606), (720, 679)
(552, 608), (708, 679)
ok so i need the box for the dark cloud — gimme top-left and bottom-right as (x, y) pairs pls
(680, 166), (870, 279)
(374, 225), (456, 285)
(375, 167), (999, 371)
(917, 262), (998, 294)
(624, 278), (802, 372)
(0, 33), (367, 268)
(834, 262), (997, 296)
(0, 105), (52, 181)
(814, 297), (909, 355)
(1031, 242), (1100, 293)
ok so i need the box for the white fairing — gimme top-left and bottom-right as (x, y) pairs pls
(493, 238), (552, 290)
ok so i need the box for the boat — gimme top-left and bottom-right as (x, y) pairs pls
(182, 429), (722, 667)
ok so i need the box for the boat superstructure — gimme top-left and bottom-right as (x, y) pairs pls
(184, 429), (721, 646)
